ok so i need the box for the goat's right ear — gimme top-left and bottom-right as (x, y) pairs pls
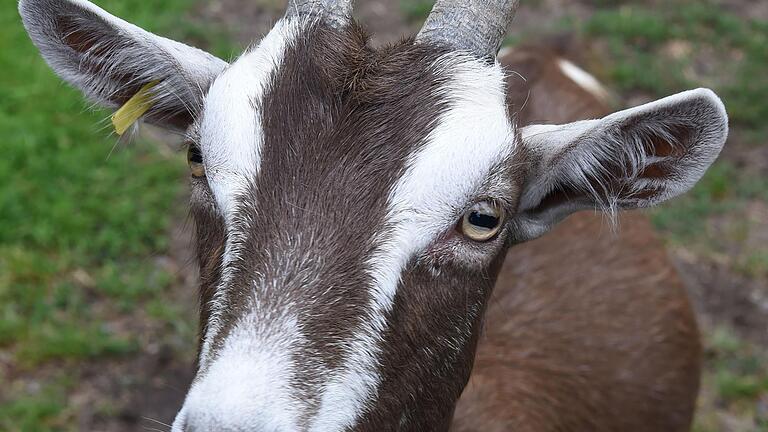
(509, 88), (728, 243)
(19, 0), (227, 132)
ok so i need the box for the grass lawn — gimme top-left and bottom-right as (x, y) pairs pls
(0, 1), (203, 429)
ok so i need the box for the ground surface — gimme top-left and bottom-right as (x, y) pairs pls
(1, 0), (766, 431)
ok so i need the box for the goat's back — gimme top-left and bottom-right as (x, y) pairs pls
(452, 46), (701, 432)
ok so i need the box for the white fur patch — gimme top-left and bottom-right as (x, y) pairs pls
(196, 17), (302, 377)
(172, 314), (304, 431)
(201, 18), (300, 220)
(557, 58), (610, 103)
(309, 54), (516, 430)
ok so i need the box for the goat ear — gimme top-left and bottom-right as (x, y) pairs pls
(19, 0), (227, 132)
(510, 88), (728, 242)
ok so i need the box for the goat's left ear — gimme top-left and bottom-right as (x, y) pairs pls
(19, 0), (228, 132)
(510, 88), (728, 243)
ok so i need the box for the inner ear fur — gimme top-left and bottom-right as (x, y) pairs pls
(512, 88), (728, 241)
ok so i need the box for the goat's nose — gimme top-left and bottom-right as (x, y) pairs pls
(173, 352), (300, 432)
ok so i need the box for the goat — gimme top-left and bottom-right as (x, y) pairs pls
(452, 45), (701, 431)
(20, 0), (727, 430)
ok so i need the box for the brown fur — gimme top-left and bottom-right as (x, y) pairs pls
(185, 34), (701, 431)
(503, 44), (611, 125)
(451, 47), (701, 431)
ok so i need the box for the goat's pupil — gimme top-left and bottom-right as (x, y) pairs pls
(469, 211), (498, 229)
(188, 146), (203, 164)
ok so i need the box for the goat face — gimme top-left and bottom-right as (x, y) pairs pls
(184, 21), (518, 430)
(20, 0), (728, 430)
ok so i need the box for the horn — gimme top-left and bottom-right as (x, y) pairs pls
(285, 0), (355, 28)
(416, 0), (521, 57)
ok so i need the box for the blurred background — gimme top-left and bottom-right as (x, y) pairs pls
(1, 0), (766, 430)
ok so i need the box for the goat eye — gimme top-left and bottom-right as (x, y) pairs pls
(459, 201), (505, 242)
(187, 145), (205, 177)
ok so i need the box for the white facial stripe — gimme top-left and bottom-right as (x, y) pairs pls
(201, 18), (300, 220)
(173, 314), (304, 431)
(197, 17), (302, 371)
(310, 54), (516, 429)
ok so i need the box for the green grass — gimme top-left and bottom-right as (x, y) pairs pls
(651, 161), (768, 239)
(0, 0), (207, 428)
(650, 158), (768, 278)
(0, 379), (71, 432)
(582, 2), (768, 137)
(695, 327), (768, 431)
(709, 329), (768, 402)
(0, 0), (187, 362)
(651, 163), (735, 243)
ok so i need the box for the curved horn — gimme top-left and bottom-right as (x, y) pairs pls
(416, 0), (520, 57)
(285, 0), (355, 28)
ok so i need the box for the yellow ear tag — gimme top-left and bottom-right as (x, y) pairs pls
(111, 81), (159, 136)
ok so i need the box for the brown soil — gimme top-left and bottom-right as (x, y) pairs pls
(193, 0), (418, 46)
(677, 252), (768, 347)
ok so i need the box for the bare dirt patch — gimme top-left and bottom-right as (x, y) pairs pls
(193, 0), (418, 46)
